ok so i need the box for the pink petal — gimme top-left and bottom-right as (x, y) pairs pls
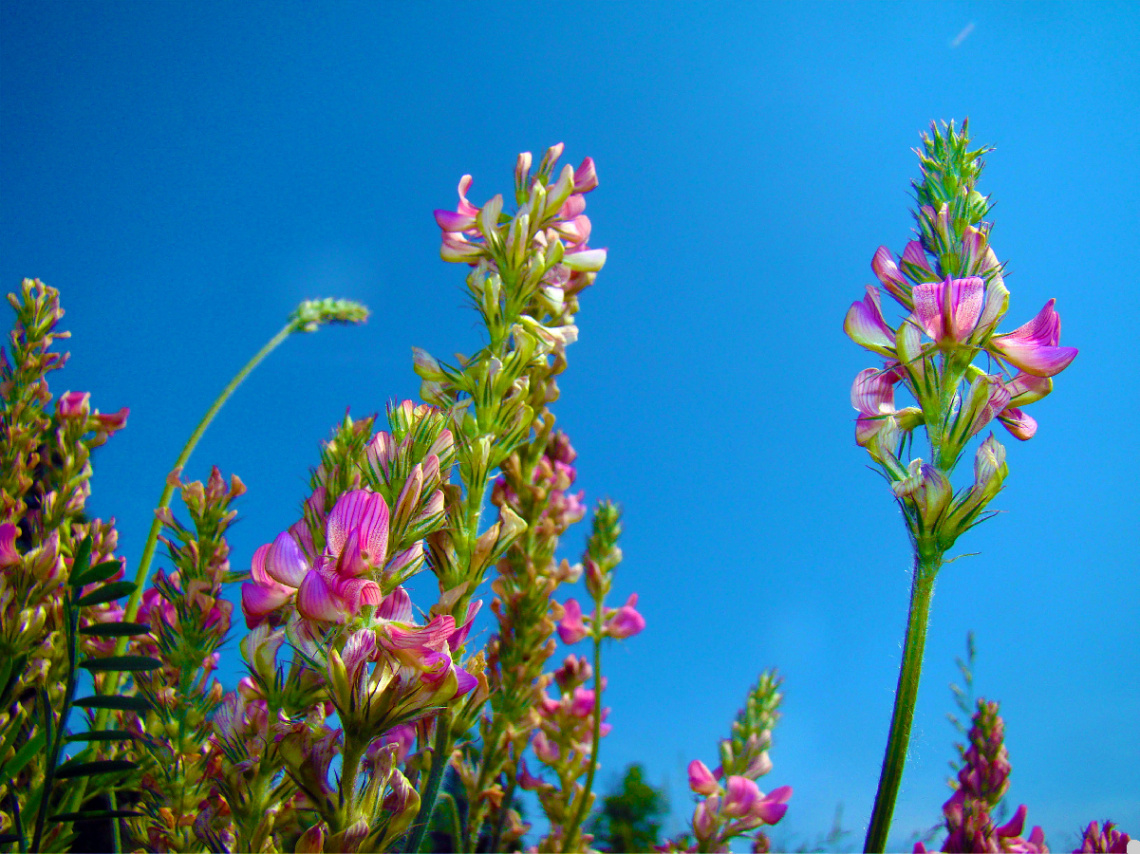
(722, 776), (760, 818)
(334, 576), (383, 614)
(844, 286), (896, 355)
(987, 299), (1078, 377)
(998, 407), (1037, 441)
(377, 586), (413, 622)
(240, 581), (293, 627)
(265, 531), (310, 587)
(688, 760), (719, 796)
(0, 523), (20, 567)
(850, 368), (895, 416)
(434, 209), (477, 232)
(871, 246), (911, 306)
(296, 571), (346, 623)
(912, 277), (984, 344)
(900, 240), (938, 282)
(573, 157), (598, 193)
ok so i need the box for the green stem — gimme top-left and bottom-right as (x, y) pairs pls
(864, 553), (940, 853)
(96, 320), (296, 712)
(486, 768), (518, 854)
(563, 618), (604, 851)
(403, 711), (452, 854)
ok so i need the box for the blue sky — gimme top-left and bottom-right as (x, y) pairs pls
(2, 1), (1137, 849)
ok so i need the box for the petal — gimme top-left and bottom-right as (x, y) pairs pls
(688, 760), (719, 796)
(912, 277), (984, 344)
(377, 586), (413, 622)
(988, 300), (1078, 377)
(241, 581), (292, 627)
(562, 247), (606, 272)
(433, 209), (477, 232)
(722, 776), (760, 818)
(1004, 372), (1052, 407)
(296, 571), (346, 623)
(327, 490), (389, 566)
(265, 531), (310, 588)
(573, 157), (598, 193)
(998, 407), (1037, 441)
(334, 576), (383, 614)
(900, 240), (938, 283)
(850, 368), (896, 416)
(844, 287), (897, 356)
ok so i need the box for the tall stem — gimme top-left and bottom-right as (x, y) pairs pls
(92, 321), (295, 731)
(864, 552), (940, 853)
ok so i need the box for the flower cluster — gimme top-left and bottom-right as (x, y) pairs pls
(662, 672), (791, 853)
(846, 121), (1077, 565)
(917, 698), (1047, 853)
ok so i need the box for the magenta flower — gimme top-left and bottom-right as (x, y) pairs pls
(1076, 820), (1131, 853)
(688, 760), (720, 796)
(604, 593), (646, 639)
(557, 598), (589, 644)
(0, 523), (18, 568)
(987, 298), (1078, 377)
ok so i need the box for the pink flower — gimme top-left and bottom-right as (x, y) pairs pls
(56, 390), (90, 419)
(557, 598), (589, 644)
(604, 593), (646, 639)
(688, 760), (720, 796)
(987, 298), (1078, 377)
(0, 523), (19, 568)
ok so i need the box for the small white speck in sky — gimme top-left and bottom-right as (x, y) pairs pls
(950, 22), (975, 48)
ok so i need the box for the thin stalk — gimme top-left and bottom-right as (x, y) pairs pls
(403, 711), (452, 854)
(486, 768), (518, 854)
(864, 554), (940, 853)
(563, 619), (604, 851)
(97, 320), (296, 712)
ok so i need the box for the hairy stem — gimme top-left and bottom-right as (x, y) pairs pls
(864, 553), (940, 852)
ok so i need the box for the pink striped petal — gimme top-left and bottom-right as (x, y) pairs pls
(900, 240), (938, 282)
(241, 581), (293, 627)
(297, 571), (346, 623)
(987, 299), (1078, 377)
(844, 287), (896, 356)
(912, 277), (984, 345)
(264, 531), (310, 587)
(998, 407), (1037, 441)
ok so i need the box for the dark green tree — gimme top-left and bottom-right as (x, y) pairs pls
(588, 763), (668, 853)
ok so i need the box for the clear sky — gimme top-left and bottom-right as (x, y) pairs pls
(2, 1), (1137, 850)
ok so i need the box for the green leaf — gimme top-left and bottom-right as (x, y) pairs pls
(79, 655), (163, 673)
(70, 559), (126, 589)
(78, 621), (151, 638)
(64, 729), (135, 743)
(72, 536), (93, 579)
(50, 809), (143, 822)
(73, 695), (152, 713)
(54, 758), (135, 779)
(0, 730), (46, 779)
(74, 581), (136, 608)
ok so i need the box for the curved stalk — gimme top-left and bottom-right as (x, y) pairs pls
(864, 553), (940, 852)
(90, 320), (297, 737)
